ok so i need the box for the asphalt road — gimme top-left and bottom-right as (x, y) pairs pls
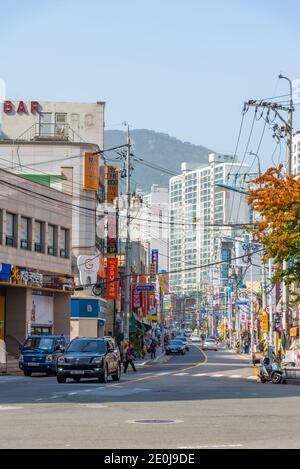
(0, 344), (300, 449)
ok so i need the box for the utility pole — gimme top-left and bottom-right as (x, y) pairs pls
(123, 124), (131, 341)
(245, 82), (294, 348)
(278, 74), (293, 346)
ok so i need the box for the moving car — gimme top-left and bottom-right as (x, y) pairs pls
(190, 334), (201, 342)
(202, 338), (218, 351)
(165, 339), (186, 355)
(56, 337), (121, 383)
(175, 336), (189, 351)
(19, 335), (66, 376)
(184, 329), (192, 338)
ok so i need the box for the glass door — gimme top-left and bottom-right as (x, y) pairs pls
(39, 113), (52, 137)
(55, 113), (67, 139)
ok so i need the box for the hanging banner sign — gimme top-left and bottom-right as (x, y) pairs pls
(107, 166), (119, 204)
(106, 258), (118, 300)
(261, 313), (269, 333)
(84, 152), (99, 190)
(151, 249), (159, 273)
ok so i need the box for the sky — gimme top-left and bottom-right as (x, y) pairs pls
(0, 0), (300, 170)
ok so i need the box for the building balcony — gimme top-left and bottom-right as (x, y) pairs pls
(7, 123), (85, 144)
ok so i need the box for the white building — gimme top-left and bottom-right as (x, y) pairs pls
(169, 153), (250, 297)
(142, 185), (169, 272)
(0, 100), (105, 286)
(292, 130), (300, 175)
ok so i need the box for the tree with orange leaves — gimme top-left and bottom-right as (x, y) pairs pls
(248, 164), (300, 302)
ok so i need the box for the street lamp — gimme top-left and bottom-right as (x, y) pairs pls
(249, 152), (262, 177)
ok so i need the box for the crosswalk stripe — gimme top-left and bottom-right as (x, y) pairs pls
(173, 373), (189, 376)
(191, 373), (208, 377)
(212, 374), (224, 377)
(247, 376), (257, 380)
(156, 372), (172, 376)
(229, 375), (242, 378)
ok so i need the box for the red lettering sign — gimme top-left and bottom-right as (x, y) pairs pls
(31, 101), (40, 113)
(3, 101), (13, 113)
(17, 101), (27, 114)
(106, 258), (118, 300)
(3, 101), (40, 114)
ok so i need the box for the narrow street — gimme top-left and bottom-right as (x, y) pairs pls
(1, 345), (300, 449)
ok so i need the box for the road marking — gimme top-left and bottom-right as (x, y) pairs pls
(156, 372), (172, 376)
(178, 444), (243, 449)
(229, 375), (242, 379)
(35, 398), (43, 401)
(84, 389), (92, 392)
(79, 404), (108, 409)
(0, 406), (24, 410)
(212, 374), (224, 377)
(51, 395), (59, 399)
(67, 392), (77, 395)
(173, 373), (189, 376)
(247, 376), (257, 380)
(191, 373), (208, 377)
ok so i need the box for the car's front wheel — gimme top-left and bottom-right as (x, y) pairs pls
(23, 370), (32, 377)
(98, 365), (108, 383)
(112, 364), (121, 382)
(57, 375), (66, 383)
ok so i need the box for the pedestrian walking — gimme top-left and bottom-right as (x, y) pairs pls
(123, 343), (136, 373)
(150, 339), (157, 359)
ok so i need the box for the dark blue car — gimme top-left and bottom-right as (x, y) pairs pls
(19, 335), (67, 376)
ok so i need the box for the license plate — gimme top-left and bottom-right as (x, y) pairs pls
(70, 370), (84, 375)
(28, 362), (40, 366)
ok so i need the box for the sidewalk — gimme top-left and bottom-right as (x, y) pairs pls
(135, 346), (171, 366)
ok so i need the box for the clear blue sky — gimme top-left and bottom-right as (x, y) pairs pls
(0, 0), (299, 169)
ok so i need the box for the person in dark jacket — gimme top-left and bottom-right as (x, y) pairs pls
(150, 340), (157, 359)
(123, 343), (136, 373)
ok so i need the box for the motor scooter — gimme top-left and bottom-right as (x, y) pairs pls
(258, 356), (283, 384)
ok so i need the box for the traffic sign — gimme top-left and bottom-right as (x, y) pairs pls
(135, 284), (155, 292)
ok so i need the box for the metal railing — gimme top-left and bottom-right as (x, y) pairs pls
(14, 123), (86, 143)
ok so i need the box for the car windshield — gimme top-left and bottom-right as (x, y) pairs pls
(67, 339), (106, 354)
(22, 337), (55, 352)
(169, 340), (182, 346)
(176, 337), (186, 342)
(206, 339), (216, 343)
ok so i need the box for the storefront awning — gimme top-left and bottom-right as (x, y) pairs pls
(129, 313), (152, 333)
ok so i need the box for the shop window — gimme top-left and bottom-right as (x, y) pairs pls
(6, 212), (16, 247)
(60, 227), (69, 258)
(20, 216), (30, 250)
(48, 224), (56, 256)
(34, 220), (43, 252)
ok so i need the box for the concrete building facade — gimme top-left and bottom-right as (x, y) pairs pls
(0, 169), (72, 355)
(142, 184), (169, 272)
(0, 99), (105, 286)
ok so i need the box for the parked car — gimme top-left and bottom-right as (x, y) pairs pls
(184, 329), (192, 338)
(202, 338), (218, 351)
(165, 340), (186, 355)
(19, 335), (67, 376)
(56, 337), (121, 383)
(175, 336), (189, 351)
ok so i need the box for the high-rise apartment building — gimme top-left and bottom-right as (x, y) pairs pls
(292, 131), (300, 175)
(169, 154), (250, 297)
